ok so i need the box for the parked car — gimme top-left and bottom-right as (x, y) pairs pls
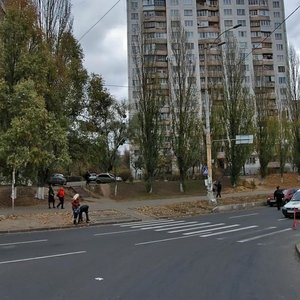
(267, 188), (285, 207)
(282, 188), (298, 204)
(282, 189), (300, 218)
(48, 174), (67, 186)
(96, 173), (122, 184)
(88, 173), (97, 182)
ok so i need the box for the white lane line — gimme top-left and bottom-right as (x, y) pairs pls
(183, 224), (240, 235)
(94, 229), (142, 236)
(0, 239), (48, 247)
(0, 251), (86, 265)
(130, 220), (184, 229)
(154, 222), (199, 231)
(118, 220), (175, 227)
(277, 218), (288, 221)
(168, 223), (222, 234)
(200, 226), (258, 237)
(229, 213), (259, 219)
(139, 221), (188, 230)
(135, 234), (199, 246)
(237, 228), (292, 243)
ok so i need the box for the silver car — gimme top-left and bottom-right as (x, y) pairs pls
(96, 173), (122, 183)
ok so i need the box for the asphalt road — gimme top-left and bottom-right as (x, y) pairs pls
(1, 206), (300, 300)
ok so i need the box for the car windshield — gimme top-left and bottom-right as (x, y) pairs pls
(291, 191), (300, 201)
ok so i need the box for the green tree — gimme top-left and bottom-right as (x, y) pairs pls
(130, 26), (165, 193)
(286, 45), (300, 174)
(168, 21), (202, 192)
(0, 80), (69, 199)
(216, 35), (255, 186)
(86, 73), (128, 174)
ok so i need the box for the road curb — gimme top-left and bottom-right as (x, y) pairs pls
(212, 201), (265, 213)
(0, 218), (142, 234)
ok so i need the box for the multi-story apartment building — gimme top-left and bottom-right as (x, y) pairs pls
(127, 0), (289, 174)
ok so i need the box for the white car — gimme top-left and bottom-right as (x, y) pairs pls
(282, 189), (300, 218)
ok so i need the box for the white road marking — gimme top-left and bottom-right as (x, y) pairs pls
(139, 221), (188, 230)
(130, 220), (185, 229)
(0, 239), (48, 247)
(237, 228), (292, 243)
(154, 222), (199, 231)
(118, 220), (174, 227)
(0, 251), (86, 265)
(94, 229), (142, 236)
(168, 223), (222, 233)
(183, 224), (239, 235)
(95, 277), (104, 281)
(277, 218), (288, 221)
(135, 234), (199, 246)
(229, 213), (259, 219)
(200, 226), (258, 237)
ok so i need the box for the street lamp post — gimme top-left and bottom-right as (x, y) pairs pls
(203, 24), (242, 203)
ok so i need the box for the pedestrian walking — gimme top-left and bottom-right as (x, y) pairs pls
(84, 171), (91, 186)
(56, 186), (65, 209)
(274, 186), (284, 211)
(48, 184), (55, 208)
(216, 181), (222, 198)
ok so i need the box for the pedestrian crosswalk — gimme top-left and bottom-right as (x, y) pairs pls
(114, 219), (292, 243)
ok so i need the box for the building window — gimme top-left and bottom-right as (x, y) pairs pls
(184, 9), (193, 16)
(277, 54), (284, 61)
(279, 77), (286, 84)
(185, 31), (194, 38)
(224, 9), (232, 15)
(239, 31), (247, 38)
(275, 33), (282, 40)
(170, 0), (178, 4)
(131, 1), (138, 9)
(131, 13), (138, 20)
(223, 0), (231, 4)
(237, 20), (246, 26)
(171, 9), (179, 16)
(278, 66), (285, 72)
(276, 44), (283, 51)
(236, 0), (244, 4)
(184, 0), (192, 4)
(274, 11), (280, 18)
(224, 20), (233, 27)
(237, 9), (245, 15)
(273, 1), (280, 8)
(185, 20), (193, 26)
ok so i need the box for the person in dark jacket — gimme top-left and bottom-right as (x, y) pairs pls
(48, 184), (55, 208)
(216, 181), (222, 198)
(274, 186), (284, 211)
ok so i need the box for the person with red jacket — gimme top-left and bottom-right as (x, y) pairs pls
(56, 187), (65, 209)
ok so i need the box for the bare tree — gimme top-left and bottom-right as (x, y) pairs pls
(167, 21), (202, 192)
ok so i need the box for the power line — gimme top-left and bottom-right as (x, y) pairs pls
(243, 4), (300, 61)
(78, 0), (122, 41)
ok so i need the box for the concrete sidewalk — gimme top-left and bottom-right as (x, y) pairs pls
(0, 189), (271, 233)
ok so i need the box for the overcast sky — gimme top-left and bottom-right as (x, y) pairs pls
(70, 0), (300, 101)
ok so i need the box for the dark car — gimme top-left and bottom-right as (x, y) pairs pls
(48, 174), (67, 186)
(96, 173), (122, 184)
